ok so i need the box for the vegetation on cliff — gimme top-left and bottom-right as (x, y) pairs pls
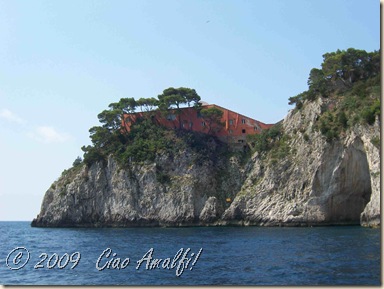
(289, 48), (380, 141)
(79, 48), (379, 170)
(79, 87), (230, 168)
(247, 48), (380, 158)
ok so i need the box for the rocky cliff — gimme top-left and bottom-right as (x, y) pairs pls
(32, 98), (380, 228)
(31, 138), (246, 227)
(221, 98), (380, 227)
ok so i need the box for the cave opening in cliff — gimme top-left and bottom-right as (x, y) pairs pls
(328, 140), (372, 224)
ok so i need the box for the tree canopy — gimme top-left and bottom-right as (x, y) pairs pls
(81, 87), (204, 166)
(289, 48), (380, 107)
(157, 87), (201, 110)
(136, 97), (158, 112)
(288, 48), (380, 142)
(201, 107), (224, 133)
(157, 87), (202, 128)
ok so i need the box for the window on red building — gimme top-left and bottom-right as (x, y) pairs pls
(242, 129), (246, 133)
(167, 114), (176, 121)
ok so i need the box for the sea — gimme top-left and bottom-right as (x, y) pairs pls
(0, 221), (380, 285)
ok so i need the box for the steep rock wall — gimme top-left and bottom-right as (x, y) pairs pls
(32, 146), (244, 227)
(221, 98), (380, 227)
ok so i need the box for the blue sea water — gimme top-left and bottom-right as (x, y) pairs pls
(0, 221), (380, 285)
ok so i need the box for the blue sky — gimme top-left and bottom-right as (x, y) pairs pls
(0, 0), (380, 221)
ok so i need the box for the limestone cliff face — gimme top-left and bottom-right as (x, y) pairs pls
(221, 98), (380, 227)
(32, 144), (245, 227)
(32, 98), (380, 228)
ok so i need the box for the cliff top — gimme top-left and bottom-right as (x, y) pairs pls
(76, 48), (379, 172)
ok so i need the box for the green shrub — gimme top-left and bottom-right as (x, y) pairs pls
(82, 146), (106, 167)
(59, 189), (66, 197)
(325, 129), (338, 142)
(370, 136), (380, 149)
(361, 107), (376, 125)
(247, 123), (283, 154)
(361, 99), (380, 125)
(337, 111), (348, 128)
(72, 156), (82, 167)
(156, 171), (170, 185)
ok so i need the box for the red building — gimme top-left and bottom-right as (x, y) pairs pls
(124, 104), (273, 149)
